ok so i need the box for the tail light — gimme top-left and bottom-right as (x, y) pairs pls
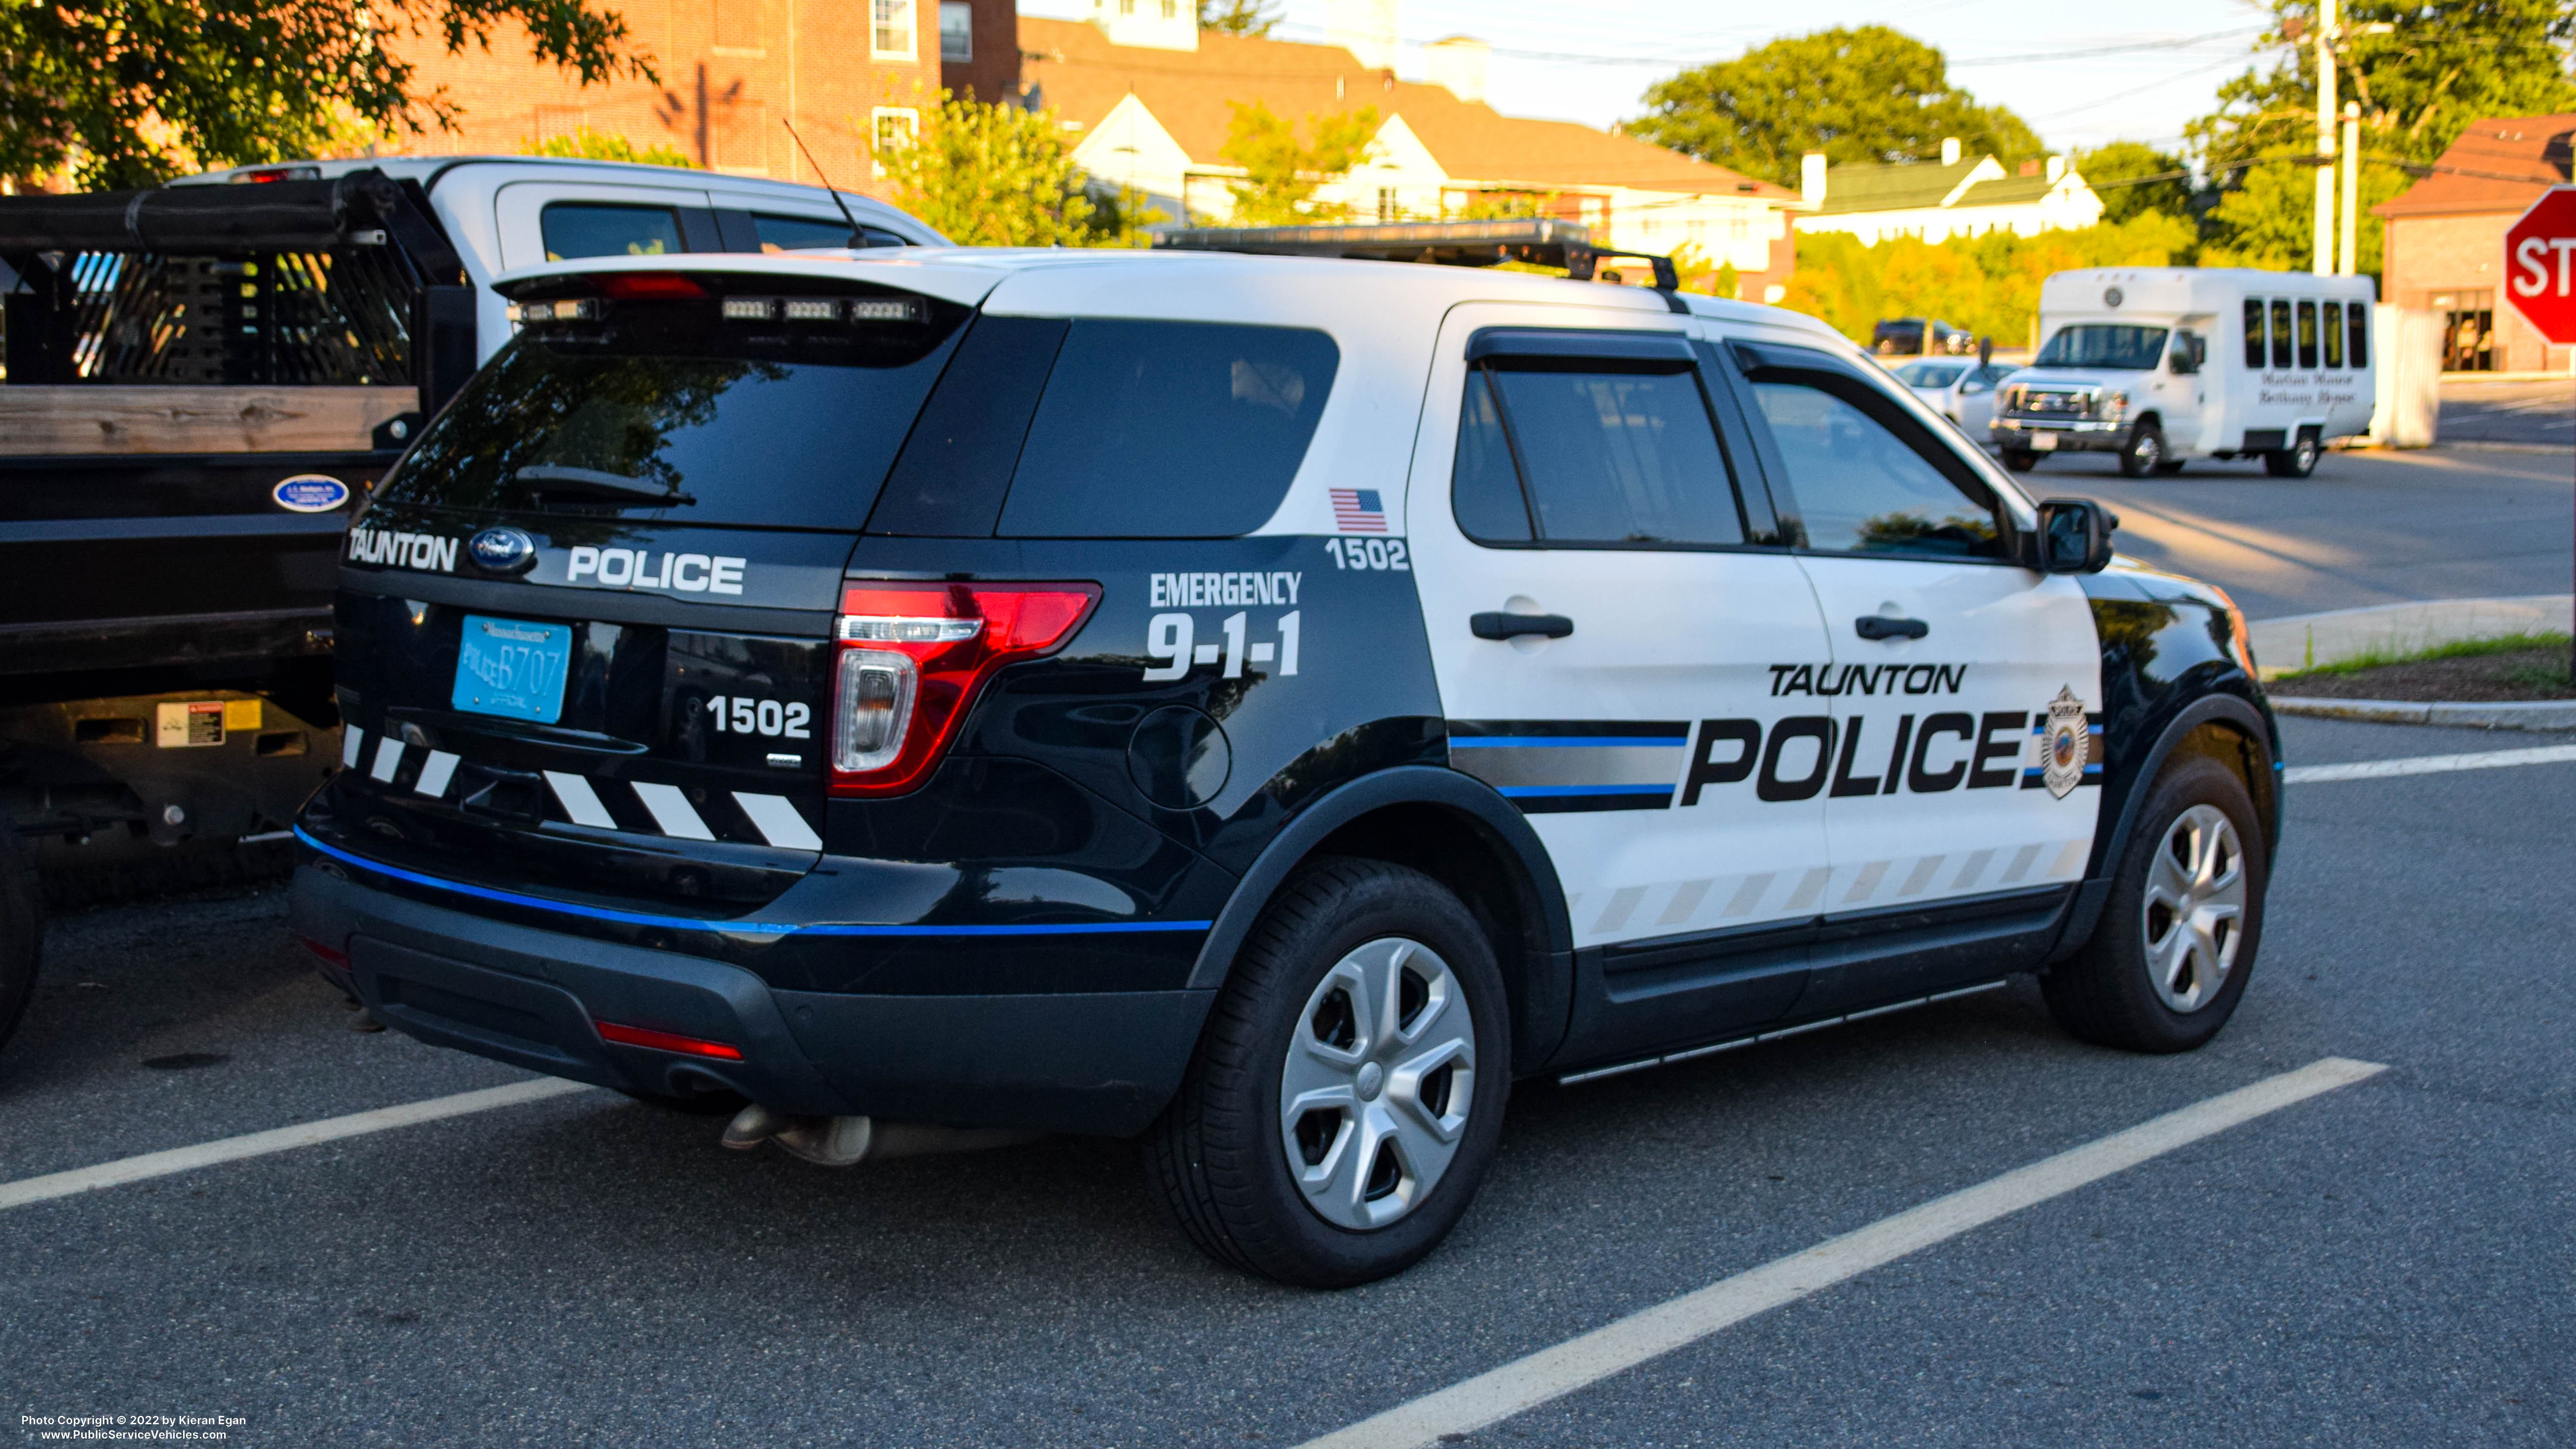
(594, 1020), (745, 1061)
(829, 581), (1100, 798)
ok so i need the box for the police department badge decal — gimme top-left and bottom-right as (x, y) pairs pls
(2043, 687), (2087, 799)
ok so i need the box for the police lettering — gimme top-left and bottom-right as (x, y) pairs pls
(1149, 571), (1302, 609)
(1768, 662), (1966, 697)
(347, 528), (458, 573)
(566, 546), (746, 595)
(1676, 711), (2046, 804)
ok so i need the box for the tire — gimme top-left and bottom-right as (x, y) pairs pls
(2264, 435), (2320, 477)
(0, 818), (42, 1054)
(1145, 857), (1510, 1288)
(2118, 422), (2166, 478)
(2001, 449), (2040, 473)
(2043, 757), (2265, 1053)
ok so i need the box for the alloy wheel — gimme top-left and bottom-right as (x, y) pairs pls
(2142, 804), (2246, 1012)
(1279, 936), (1476, 1230)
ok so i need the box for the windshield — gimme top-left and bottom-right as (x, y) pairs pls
(2035, 325), (2169, 371)
(1893, 361), (1969, 387)
(376, 295), (965, 529)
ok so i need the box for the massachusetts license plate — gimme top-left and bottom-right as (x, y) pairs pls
(2030, 431), (2058, 451)
(452, 615), (572, 723)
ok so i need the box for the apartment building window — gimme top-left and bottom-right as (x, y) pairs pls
(1377, 188), (1397, 223)
(871, 107), (918, 179)
(872, 0), (915, 57)
(940, 1), (973, 60)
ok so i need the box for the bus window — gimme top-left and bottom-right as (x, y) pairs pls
(2297, 301), (2319, 368)
(2270, 299), (2294, 369)
(2323, 301), (2344, 368)
(2243, 299), (2266, 367)
(2348, 303), (2370, 368)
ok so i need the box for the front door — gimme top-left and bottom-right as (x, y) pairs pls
(1406, 304), (1836, 1061)
(1718, 338), (2103, 1014)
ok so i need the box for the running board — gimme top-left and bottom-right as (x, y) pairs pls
(1556, 979), (2013, 1087)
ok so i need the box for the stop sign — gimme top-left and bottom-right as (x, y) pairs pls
(2505, 185), (2576, 343)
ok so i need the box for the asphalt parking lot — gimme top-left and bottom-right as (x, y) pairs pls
(6, 448), (2572, 1448)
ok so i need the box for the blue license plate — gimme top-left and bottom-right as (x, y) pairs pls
(452, 615), (572, 723)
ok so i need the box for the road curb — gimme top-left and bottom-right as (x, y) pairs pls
(2431, 440), (2576, 455)
(2270, 695), (2576, 730)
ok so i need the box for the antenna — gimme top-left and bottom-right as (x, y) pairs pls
(781, 119), (869, 248)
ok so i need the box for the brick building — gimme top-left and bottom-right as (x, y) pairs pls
(2375, 113), (2576, 373)
(383, 0), (1019, 199)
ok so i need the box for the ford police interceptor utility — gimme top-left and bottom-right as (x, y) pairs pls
(291, 225), (2282, 1287)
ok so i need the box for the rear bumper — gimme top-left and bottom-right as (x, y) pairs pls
(292, 864), (1212, 1135)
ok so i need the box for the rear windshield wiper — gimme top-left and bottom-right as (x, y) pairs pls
(511, 465), (695, 507)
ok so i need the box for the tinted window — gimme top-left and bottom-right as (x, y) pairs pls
(2034, 325), (2168, 370)
(1751, 381), (2001, 559)
(1452, 369), (1531, 541)
(752, 213), (908, 251)
(2270, 299), (2293, 368)
(1479, 366), (1742, 545)
(2243, 299), (2266, 367)
(2323, 301), (2344, 368)
(541, 203), (684, 262)
(2348, 301), (2370, 367)
(379, 292), (967, 529)
(996, 321), (1337, 538)
(2296, 300), (2318, 368)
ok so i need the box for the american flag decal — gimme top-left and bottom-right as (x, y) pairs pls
(1330, 488), (1388, 533)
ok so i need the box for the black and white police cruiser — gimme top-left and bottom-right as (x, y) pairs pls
(292, 223), (2282, 1287)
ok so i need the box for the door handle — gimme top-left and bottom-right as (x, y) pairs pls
(1472, 611), (1574, 640)
(1854, 615), (1928, 641)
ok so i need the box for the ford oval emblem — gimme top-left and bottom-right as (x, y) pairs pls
(272, 474), (350, 513)
(468, 526), (539, 575)
(2103, 286), (2125, 309)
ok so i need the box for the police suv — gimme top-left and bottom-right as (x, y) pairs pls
(291, 227), (2281, 1287)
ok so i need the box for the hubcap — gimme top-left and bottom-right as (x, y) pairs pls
(1280, 937), (1476, 1231)
(2142, 804), (2246, 1012)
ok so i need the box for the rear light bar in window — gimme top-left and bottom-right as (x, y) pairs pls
(594, 1020), (746, 1061)
(829, 581), (1100, 798)
(513, 298), (598, 324)
(721, 296), (923, 324)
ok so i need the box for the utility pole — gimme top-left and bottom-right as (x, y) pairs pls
(2313, 0), (2337, 276)
(2338, 102), (2362, 275)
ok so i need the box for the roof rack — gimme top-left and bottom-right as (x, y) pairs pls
(1151, 218), (1682, 292)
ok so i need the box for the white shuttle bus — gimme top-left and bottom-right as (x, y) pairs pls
(1991, 267), (2377, 478)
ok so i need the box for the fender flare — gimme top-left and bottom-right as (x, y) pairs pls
(1187, 766), (1573, 991)
(2058, 690), (2276, 956)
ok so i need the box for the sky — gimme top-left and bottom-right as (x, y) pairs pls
(1018, 0), (2298, 159)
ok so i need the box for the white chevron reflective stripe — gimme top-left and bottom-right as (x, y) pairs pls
(631, 781), (716, 840)
(544, 770), (618, 828)
(732, 792), (822, 850)
(340, 727), (366, 770)
(413, 750), (460, 799)
(370, 736), (405, 782)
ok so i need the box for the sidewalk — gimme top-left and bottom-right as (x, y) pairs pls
(2247, 595), (2573, 679)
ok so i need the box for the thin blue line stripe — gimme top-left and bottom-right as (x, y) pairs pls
(1451, 737), (1690, 749)
(292, 828), (1211, 938)
(1495, 783), (1676, 798)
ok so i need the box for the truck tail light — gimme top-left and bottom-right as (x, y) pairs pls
(828, 581), (1099, 798)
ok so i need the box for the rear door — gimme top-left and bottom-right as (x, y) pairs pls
(1406, 303), (1834, 1061)
(1716, 336), (2101, 1014)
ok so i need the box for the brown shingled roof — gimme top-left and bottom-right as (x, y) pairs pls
(1020, 17), (1791, 198)
(2374, 113), (2576, 218)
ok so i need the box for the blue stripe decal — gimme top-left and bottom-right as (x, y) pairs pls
(1451, 737), (1690, 749)
(292, 828), (1212, 937)
(1495, 783), (1676, 798)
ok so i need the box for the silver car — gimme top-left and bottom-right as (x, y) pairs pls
(1893, 359), (2018, 436)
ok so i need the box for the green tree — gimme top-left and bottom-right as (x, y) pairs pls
(525, 126), (697, 168)
(882, 90), (1160, 246)
(0, 0), (653, 190)
(1777, 214), (2198, 346)
(1626, 26), (2045, 189)
(2075, 142), (2194, 226)
(2189, 0), (2576, 275)
(1198, 0), (1281, 36)
(1220, 102), (1380, 225)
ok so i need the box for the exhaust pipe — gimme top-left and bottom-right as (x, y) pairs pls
(721, 1104), (1037, 1166)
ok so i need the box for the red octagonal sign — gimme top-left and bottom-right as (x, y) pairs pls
(2506, 185), (2576, 344)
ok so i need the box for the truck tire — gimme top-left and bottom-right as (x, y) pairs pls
(2001, 449), (2040, 473)
(2117, 422), (2166, 478)
(2043, 757), (2264, 1053)
(2264, 435), (2320, 478)
(1145, 857), (1509, 1288)
(0, 817), (41, 1053)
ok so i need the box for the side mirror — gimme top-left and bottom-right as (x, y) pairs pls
(2034, 497), (2117, 574)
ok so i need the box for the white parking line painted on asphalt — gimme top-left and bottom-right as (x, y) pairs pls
(1296, 1057), (2387, 1449)
(2286, 744), (2576, 784)
(0, 1077), (597, 1213)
